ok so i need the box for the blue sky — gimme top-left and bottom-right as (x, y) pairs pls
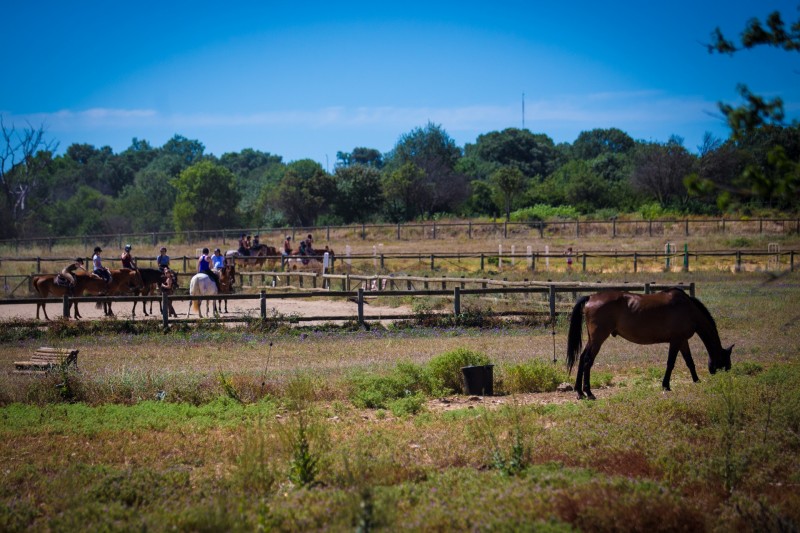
(2, 1), (798, 168)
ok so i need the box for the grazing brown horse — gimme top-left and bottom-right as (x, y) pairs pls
(566, 288), (733, 400)
(32, 269), (143, 320)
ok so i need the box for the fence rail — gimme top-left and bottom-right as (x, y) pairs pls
(0, 248), (795, 293)
(1, 217), (798, 251)
(0, 281), (695, 327)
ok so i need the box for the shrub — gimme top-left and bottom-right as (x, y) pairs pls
(349, 362), (440, 409)
(510, 204), (580, 222)
(387, 392), (427, 417)
(503, 360), (565, 393)
(427, 348), (491, 394)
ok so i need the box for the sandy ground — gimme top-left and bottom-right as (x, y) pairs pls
(1, 296), (411, 323)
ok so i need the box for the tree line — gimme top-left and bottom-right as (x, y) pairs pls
(0, 119), (797, 241)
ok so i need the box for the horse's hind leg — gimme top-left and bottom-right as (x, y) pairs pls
(574, 346), (591, 400)
(579, 337), (607, 400)
(679, 339), (700, 383)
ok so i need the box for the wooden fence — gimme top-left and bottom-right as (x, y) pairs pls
(0, 280), (695, 327)
(1, 217), (798, 251)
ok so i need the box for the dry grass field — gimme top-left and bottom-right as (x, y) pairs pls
(1, 231), (799, 531)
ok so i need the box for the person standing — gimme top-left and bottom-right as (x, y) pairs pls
(566, 246), (574, 273)
(282, 235), (292, 256)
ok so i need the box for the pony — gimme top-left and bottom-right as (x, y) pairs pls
(285, 247), (335, 273)
(188, 264), (236, 318)
(566, 288), (733, 400)
(32, 269), (143, 320)
(131, 267), (163, 316)
(75, 269), (145, 317)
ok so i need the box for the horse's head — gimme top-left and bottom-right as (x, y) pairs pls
(709, 344), (734, 374)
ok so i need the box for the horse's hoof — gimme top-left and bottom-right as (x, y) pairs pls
(576, 393), (586, 400)
(662, 384), (671, 391)
(586, 392), (596, 401)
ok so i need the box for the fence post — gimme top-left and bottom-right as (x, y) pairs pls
(503, 221), (507, 238)
(361, 223), (366, 240)
(538, 222), (544, 238)
(468, 221), (472, 239)
(480, 253), (484, 271)
(62, 294), (70, 319)
(357, 288), (364, 326)
(397, 223), (401, 240)
(735, 251), (742, 272)
(36, 257), (41, 273)
(260, 290), (267, 318)
(548, 284), (556, 321)
(162, 292), (169, 328)
(575, 220), (579, 237)
(582, 253), (587, 272)
(380, 254), (385, 270)
(430, 254), (435, 271)
(683, 244), (689, 272)
(649, 219), (653, 237)
(454, 286), (461, 316)
(685, 219), (689, 236)
(689, 282), (696, 298)
(612, 218), (616, 238)
(759, 218), (763, 233)
(634, 252), (638, 273)
(791, 250), (795, 272)
(326, 226), (330, 241)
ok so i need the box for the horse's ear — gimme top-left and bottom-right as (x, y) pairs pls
(727, 344), (735, 352)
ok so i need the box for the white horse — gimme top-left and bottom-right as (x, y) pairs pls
(188, 273), (219, 318)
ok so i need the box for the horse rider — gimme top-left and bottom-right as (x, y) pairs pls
(59, 257), (86, 293)
(282, 235), (292, 257)
(211, 247), (226, 272)
(245, 235), (253, 254)
(197, 247), (220, 291)
(252, 234), (260, 249)
(305, 234), (315, 254)
(121, 244), (137, 270)
(91, 246), (112, 283)
(156, 247), (170, 271)
(237, 233), (249, 256)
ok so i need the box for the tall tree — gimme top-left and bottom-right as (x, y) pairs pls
(172, 161), (240, 231)
(386, 122), (468, 215)
(706, 8), (800, 207)
(490, 166), (527, 221)
(271, 160), (335, 226)
(333, 164), (383, 223)
(571, 128), (635, 160)
(630, 137), (696, 206)
(465, 128), (561, 179)
(381, 162), (430, 222)
(0, 117), (58, 236)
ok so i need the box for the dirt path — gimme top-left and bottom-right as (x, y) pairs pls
(0, 296), (410, 323)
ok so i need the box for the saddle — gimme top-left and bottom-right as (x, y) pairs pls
(55, 274), (73, 288)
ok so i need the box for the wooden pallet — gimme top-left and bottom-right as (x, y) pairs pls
(13, 347), (79, 375)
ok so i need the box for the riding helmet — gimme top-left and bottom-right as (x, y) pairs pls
(125, 244), (132, 251)
(94, 246), (102, 253)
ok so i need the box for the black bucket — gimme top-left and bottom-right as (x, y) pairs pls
(461, 365), (494, 396)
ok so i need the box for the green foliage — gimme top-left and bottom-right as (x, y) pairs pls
(427, 348), (491, 394)
(387, 392), (427, 417)
(349, 362), (441, 409)
(288, 414), (319, 488)
(510, 203), (579, 222)
(172, 160), (241, 231)
(503, 360), (565, 393)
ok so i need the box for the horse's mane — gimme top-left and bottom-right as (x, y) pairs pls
(689, 294), (718, 332)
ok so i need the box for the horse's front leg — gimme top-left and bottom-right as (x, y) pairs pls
(663, 343), (681, 391)
(679, 339), (700, 383)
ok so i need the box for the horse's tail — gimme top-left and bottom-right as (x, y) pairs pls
(567, 296), (590, 374)
(189, 275), (200, 313)
(32, 277), (46, 297)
